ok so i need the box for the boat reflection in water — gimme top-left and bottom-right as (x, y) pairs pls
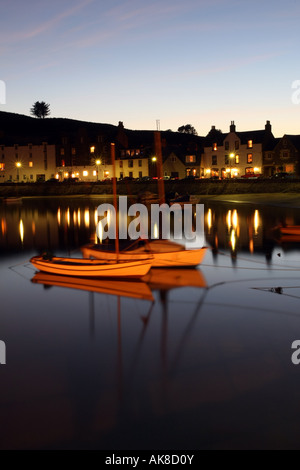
(31, 268), (207, 299)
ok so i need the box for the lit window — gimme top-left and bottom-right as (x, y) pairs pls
(235, 155), (240, 164)
(83, 171), (88, 177)
(60, 148), (65, 156)
(186, 155), (196, 163)
(29, 161), (33, 168)
(0, 163), (5, 171)
(93, 171), (97, 176)
(213, 143), (218, 151)
(247, 154), (253, 164)
(90, 147), (95, 154)
(248, 140), (253, 149)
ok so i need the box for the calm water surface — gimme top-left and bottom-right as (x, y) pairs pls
(1, 196), (300, 450)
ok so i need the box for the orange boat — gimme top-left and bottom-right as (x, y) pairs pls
(31, 272), (154, 301)
(30, 255), (152, 279)
(81, 240), (207, 268)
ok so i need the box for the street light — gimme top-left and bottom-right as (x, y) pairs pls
(229, 153), (235, 179)
(16, 162), (22, 182)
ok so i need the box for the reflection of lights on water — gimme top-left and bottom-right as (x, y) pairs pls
(94, 209), (98, 226)
(254, 210), (260, 235)
(78, 209), (81, 227)
(230, 229), (236, 251)
(57, 208), (61, 225)
(227, 210), (232, 231)
(153, 223), (159, 239)
(232, 210), (238, 230)
(249, 238), (254, 254)
(94, 232), (98, 244)
(66, 208), (70, 227)
(1, 218), (6, 236)
(19, 220), (24, 243)
(98, 221), (103, 243)
(84, 209), (90, 228)
(207, 209), (212, 233)
(73, 211), (77, 225)
(32, 221), (36, 236)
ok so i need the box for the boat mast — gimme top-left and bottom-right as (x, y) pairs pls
(154, 127), (165, 205)
(111, 142), (120, 261)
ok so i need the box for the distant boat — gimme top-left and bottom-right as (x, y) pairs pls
(81, 240), (207, 268)
(280, 226), (300, 236)
(3, 197), (22, 205)
(30, 255), (152, 279)
(169, 195), (199, 206)
(31, 272), (154, 301)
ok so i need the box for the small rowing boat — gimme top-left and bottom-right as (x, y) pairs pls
(30, 255), (152, 278)
(280, 226), (300, 236)
(81, 240), (207, 268)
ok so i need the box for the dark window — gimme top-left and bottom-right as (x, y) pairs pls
(212, 155), (217, 166)
(235, 141), (239, 150)
(225, 155), (229, 165)
(225, 142), (229, 151)
(128, 160), (134, 168)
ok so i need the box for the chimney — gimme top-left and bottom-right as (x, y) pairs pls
(211, 126), (216, 131)
(230, 121), (236, 133)
(265, 120), (272, 133)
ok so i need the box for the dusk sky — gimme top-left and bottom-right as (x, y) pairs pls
(1, 0), (300, 136)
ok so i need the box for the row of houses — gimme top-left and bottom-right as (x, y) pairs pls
(0, 114), (300, 183)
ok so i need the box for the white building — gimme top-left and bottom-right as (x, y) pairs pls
(201, 121), (274, 179)
(0, 142), (56, 183)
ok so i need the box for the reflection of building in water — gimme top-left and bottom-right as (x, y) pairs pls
(205, 207), (264, 255)
(0, 203), (101, 253)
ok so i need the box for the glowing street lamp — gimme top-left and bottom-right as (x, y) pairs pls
(16, 162), (22, 182)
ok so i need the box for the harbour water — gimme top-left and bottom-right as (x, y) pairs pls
(1, 196), (300, 449)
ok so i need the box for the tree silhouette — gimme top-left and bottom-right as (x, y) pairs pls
(178, 124), (198, 135)
(30, 101), (51, 119)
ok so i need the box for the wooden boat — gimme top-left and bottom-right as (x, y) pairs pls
(31, 273), (154, 301)
(30, 255), (152, 278)
(169, 195), (199, 207)
(144, 268), (207, 291)
(81, 240), (207, 268)
(3, 197), (23, 205)
(280, 226), (300, 236)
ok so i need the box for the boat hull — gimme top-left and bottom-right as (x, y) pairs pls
(81, 246), (207, 268)
(30, 256), (152, 278)
(280, 226), (300, 236)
